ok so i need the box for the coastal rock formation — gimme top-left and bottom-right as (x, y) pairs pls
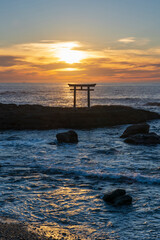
(103, 189), (132, 206)
(120, 123), (150, 138)
(145, 102), (160, 106)
(0, 221), (50, 240)
(0, 103), (159, 130)
(124, 132), (160, 145)
(56, 130), (78, 143)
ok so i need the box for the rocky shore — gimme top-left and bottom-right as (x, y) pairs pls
(0, 221), (49, 240)
(0, 218), (80, 240)
(145, 102), (160, 106)
(0, 103), (159, 130)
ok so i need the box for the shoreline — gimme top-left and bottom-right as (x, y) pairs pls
(0, 218), (49, 240)
(0, 217), (80, 240)
(0, 103), (159, 130)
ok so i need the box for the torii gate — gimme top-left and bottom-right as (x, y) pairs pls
(68, 83), (96, 108)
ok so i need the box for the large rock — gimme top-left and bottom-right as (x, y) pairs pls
(103, 189), (126, 203)
(114, 195), (132, 206)
(56, 130), (78, 143)
(120, 123), (150, 138)
(124, 132), (160, 145)
(103, 189), (132, 206)
(0, 103), (159, 130)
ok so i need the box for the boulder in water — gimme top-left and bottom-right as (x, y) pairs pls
(124, 132), (160, 145)
(56, 130), (78, 143)
(120, 123), (150, 138)
(103, 189), (126, 204)
(114, 195), (132, 206)
(103, 189), (132, 206)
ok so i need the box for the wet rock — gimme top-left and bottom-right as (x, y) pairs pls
(56, 130), (78, 143)
(48, 141), (56, 145)
(114, 195), (132, 206)
(103, 189), (125, 203)
(145, 102), (160, 106)
(120, 123), (150, 138)
(0, 221), (50, 240)
(0, 103), (159, 130)
(124, 132), (160, 145)
(103, 189), (132, 206)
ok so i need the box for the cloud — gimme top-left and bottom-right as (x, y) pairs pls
(0, 40), (160, 82)
(118, 37), (150, 47)
(118, 37), (136, 44)
(32, 62), (72, 71)
(0, 56), (26, 67)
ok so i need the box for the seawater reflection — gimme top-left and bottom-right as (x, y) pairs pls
(0, 83), (160, 239)
(1, 119), (159, 239)
(27, 186), (117, 239)
(0, 83), (159, 110)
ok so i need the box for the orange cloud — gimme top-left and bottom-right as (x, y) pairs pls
(0, 40), (160, 83)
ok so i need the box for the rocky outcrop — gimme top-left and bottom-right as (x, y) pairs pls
(103, 189), (132, 206)
(0, 221), (50, 240)
(145, 102), (160, 106)
(120, 123), (150, 138)
(56, 130), (78, 143)
(0, 103), (159, 130)
(124, 132), (160, 145)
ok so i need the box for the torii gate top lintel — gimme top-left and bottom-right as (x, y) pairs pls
(68, 84), (96, 87)
(68, 83), (96, 108)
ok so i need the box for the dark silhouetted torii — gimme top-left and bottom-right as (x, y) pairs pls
(68, 84), (96, 108)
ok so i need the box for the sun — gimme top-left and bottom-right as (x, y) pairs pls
(55, 42), (86, 64)
(57, 48), (85, 64)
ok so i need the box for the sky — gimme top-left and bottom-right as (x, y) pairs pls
(0, 0), (160, 83)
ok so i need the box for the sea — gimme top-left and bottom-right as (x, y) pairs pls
(0, 82), (160, 240)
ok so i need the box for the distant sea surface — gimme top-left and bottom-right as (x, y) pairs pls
(0, 82), (160, 110)
(0, 82), (160, 239)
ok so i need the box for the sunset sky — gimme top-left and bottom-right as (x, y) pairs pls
(1, 0), (160, 83)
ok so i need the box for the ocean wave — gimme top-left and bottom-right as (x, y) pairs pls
(95, 148), (120, 155)
(3, 166), (160, 185)
(0, 91), (30, 95)
(92, 97), (147, 101)
(40, 166), (160, 185)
